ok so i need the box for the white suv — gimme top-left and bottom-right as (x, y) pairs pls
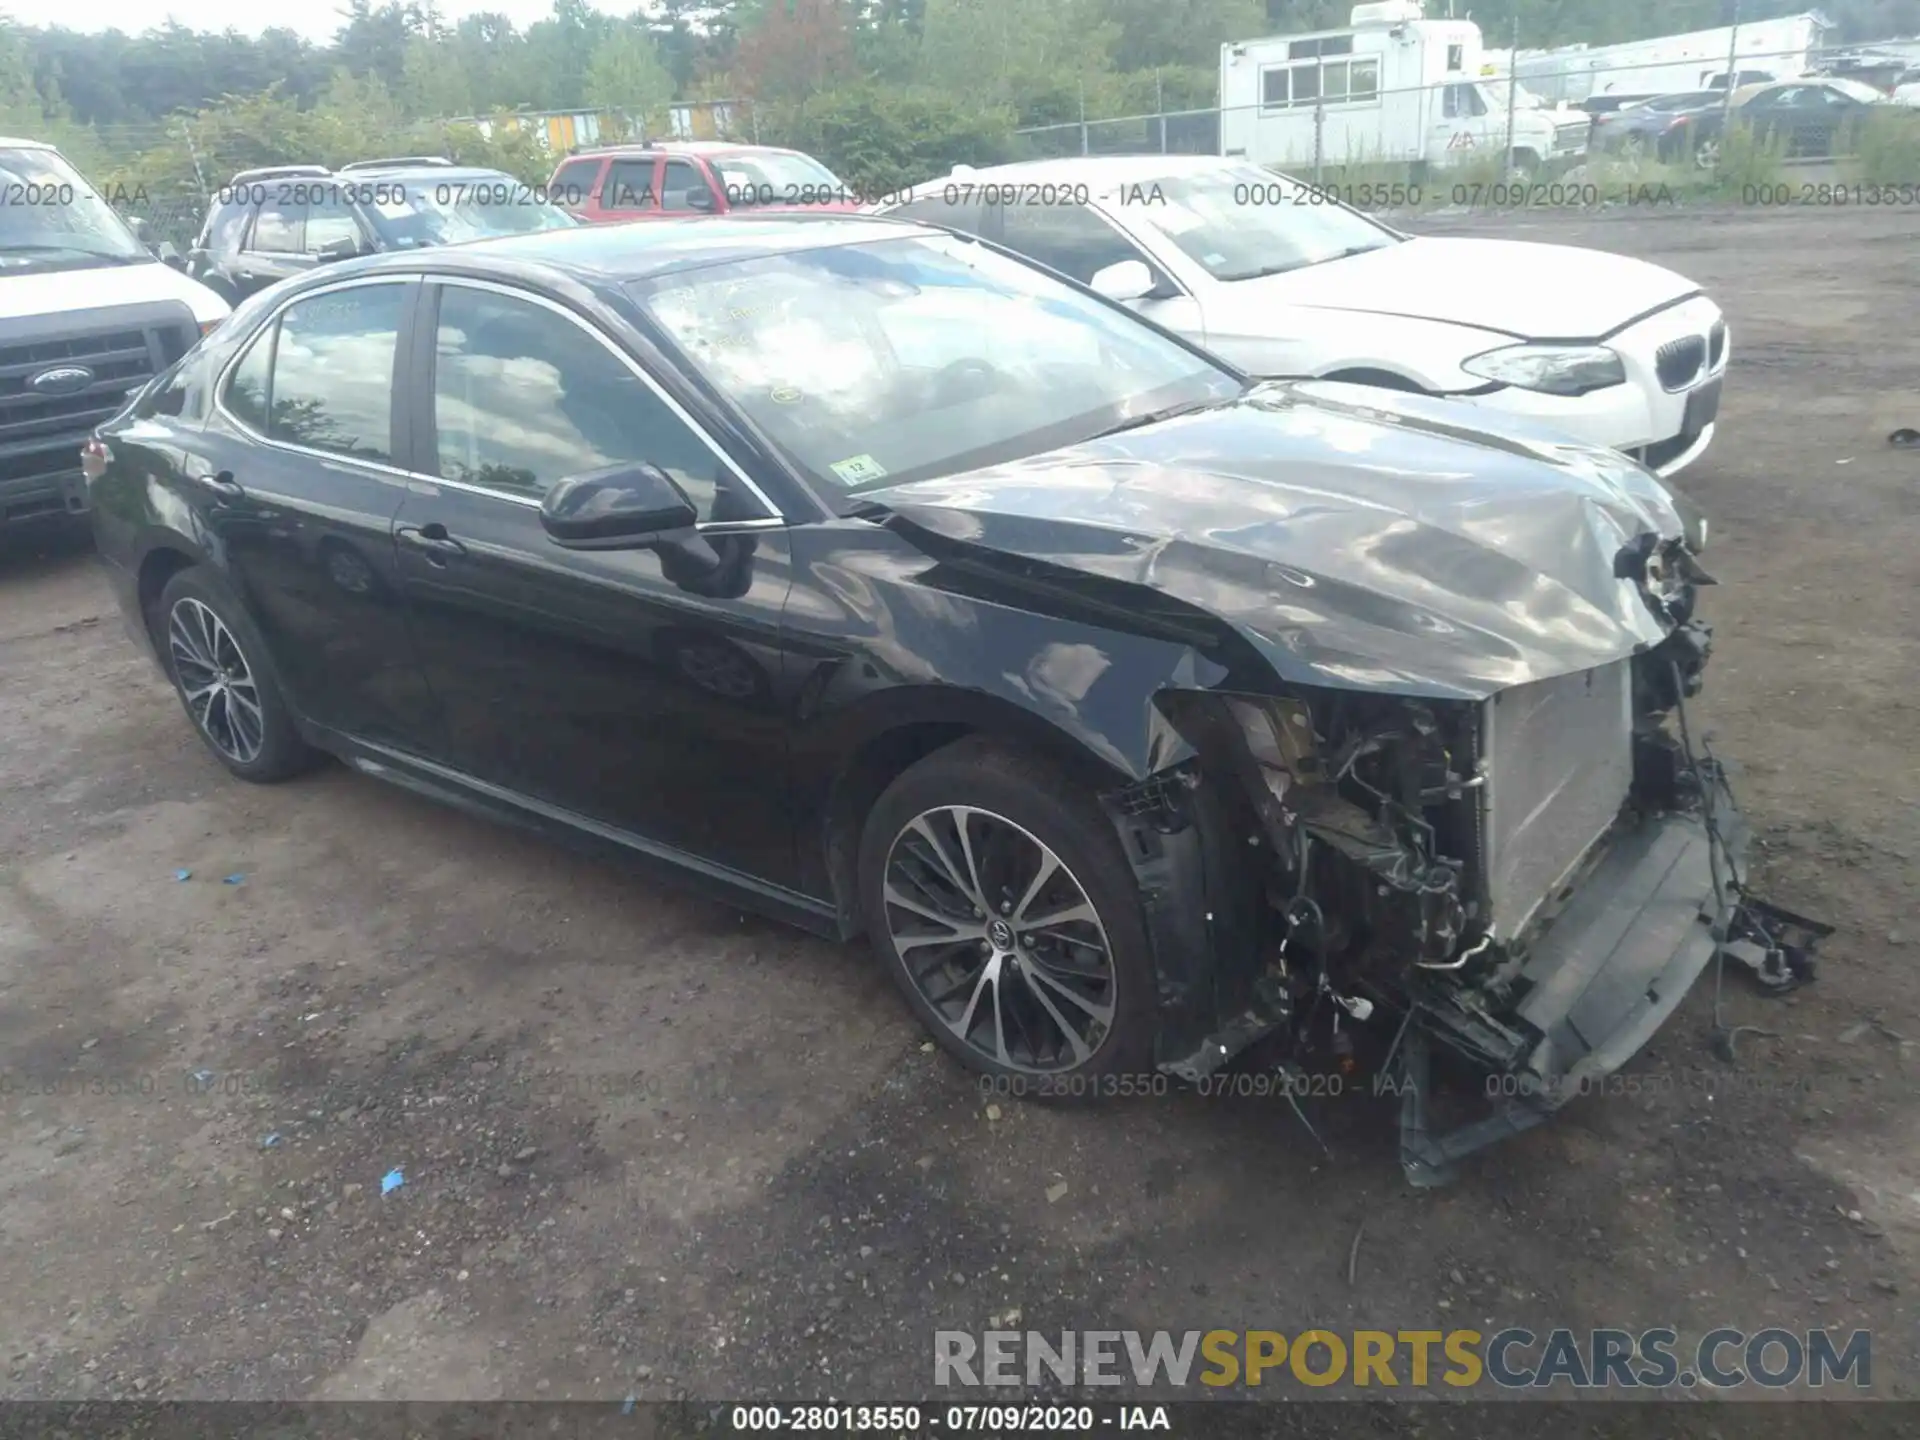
(0, 138), (230, 533)
(878, 155), (1728, 477)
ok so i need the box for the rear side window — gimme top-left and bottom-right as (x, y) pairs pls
(223, 328), (275, 432)
(550, 157), (599, 208)
(604, 159), (656, 211)
(223, 283), (405, 460)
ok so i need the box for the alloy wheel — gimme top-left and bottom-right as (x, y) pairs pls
(168, 597), (265, 764)
(882, 805), (1116, 1073)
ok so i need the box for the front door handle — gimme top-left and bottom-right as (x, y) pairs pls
(193, 469), (244, 503)
(397, 523), (467, 564)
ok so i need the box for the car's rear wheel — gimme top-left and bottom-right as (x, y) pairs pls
(858, 739), (1156, 1089)
(157, 568), (318, 783)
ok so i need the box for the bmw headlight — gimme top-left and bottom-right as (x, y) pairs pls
(1461, 344), (1626, 397)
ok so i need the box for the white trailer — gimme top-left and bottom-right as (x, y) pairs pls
(1219, 1), (1588, 172)
(1495, 12), (1835, 106)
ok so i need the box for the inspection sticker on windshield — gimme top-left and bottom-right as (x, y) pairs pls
(829, 454), (888, 486)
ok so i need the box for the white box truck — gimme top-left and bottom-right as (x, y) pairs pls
(1219, 1), (1589, 173)
(1493, 12), (1834, 109)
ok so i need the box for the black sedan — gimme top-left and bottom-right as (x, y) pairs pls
(83, 215), (1781, 1183)
(1676, 77), (1909, 164)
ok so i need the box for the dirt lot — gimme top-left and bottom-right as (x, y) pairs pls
(0, 203), (1915, 1414)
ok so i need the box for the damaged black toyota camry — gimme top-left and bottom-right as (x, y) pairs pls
(85, 216), (1819, 1183)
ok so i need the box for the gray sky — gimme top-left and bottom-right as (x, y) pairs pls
(1, 0), (593, 43)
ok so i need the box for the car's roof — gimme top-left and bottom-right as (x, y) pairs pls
(911, 153), (1242, 198)
(0, 136), (55, 150)
(567, 141), (806, 160)
(329, 213), (928, 285)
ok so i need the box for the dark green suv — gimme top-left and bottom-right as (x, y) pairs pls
(187, 156), (576, 303)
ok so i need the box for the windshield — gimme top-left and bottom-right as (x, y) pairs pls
(364, 177), (578, 248)
(1825, 77), (1888, 103)
(0, 146), (149, 270)
(711, 151), (848, 207)
(635, 232), (1242, 497)
(1121, 166), (1400, 283)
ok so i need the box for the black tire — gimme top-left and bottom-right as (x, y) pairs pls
(155, 567), (319, 783)
(858, 737), (1156, 1092)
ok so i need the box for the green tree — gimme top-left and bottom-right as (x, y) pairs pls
(584, 22), (675, 117)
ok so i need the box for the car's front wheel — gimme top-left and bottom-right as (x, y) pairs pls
(157, 568), (318, 783)
(858, 739), (1156, 1089)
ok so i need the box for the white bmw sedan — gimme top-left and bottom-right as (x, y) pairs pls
(877, 155), (1728, 477)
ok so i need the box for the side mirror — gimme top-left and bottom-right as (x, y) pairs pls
(127, 215), (150, 242)
(1089, 258), (1160, 303)
(540, 463), (697, 549)
(682, 187), (717, 213)
(157, 240), (185, 271)
(316, 235), (362, 263)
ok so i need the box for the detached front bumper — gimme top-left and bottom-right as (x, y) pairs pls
(1400, 801), (1746, 1186)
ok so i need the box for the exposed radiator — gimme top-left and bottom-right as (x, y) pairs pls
(1479, 661), (1634, 942)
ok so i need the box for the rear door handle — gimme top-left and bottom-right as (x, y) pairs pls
(192, 469), (244, 503)
(397, 523), (467, 563)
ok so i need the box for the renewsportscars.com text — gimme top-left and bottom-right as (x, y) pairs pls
(933, 1328), (1871, 1391)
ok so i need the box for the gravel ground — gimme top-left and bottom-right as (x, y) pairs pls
(0, 203), (1914, 1418)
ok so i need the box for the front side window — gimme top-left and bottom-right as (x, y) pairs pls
(246, 284), (405, 459)
(304, 194), (364, 254)
(634, 232), (1243, 499)
(1121, 165), (1398, 282)
(659, 159), (713, 213)
(999, 204), (1145, 286)
(430, 285), (739, 521)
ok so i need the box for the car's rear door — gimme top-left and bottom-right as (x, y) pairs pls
(387, 276), (800, 884)
(194, 276), (443, 753)
(598, 158), (661, 223)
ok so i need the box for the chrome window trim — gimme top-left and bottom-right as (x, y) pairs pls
(211, 271), (787, 530)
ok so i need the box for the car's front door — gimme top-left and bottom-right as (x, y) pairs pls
(388, 278), (799, 883)
(196, 276), (443, 753)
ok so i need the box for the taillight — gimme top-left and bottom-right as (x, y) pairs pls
(80, 437), (111, 482)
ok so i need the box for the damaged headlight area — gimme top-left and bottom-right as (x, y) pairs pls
(1102, 538), (1825, 1185)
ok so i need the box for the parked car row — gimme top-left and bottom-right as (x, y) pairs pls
(0, 112), (1785, 1182)
(1592, 76), (1917, 164)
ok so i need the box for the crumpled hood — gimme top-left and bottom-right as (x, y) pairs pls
(1241, 236), (1701, 340)
(869, 383), (1692, 701)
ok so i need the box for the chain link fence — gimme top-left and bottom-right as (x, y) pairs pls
(1010, 45), (1920, 191)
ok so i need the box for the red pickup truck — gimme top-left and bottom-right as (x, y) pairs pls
(547, 141), (865, 223)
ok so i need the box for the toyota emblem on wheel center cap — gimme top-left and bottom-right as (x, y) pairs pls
(988, 918), (1014, 950)
(29, 364), (95, 396)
